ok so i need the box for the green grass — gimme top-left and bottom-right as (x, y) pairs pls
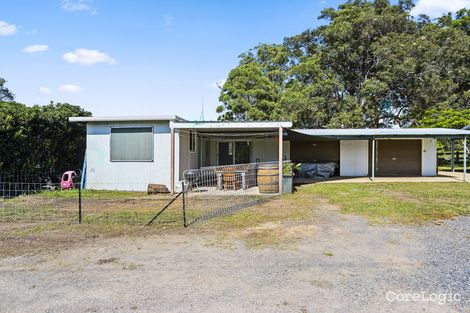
(300, 182), (470, 224)
(438, 166), (470, 173)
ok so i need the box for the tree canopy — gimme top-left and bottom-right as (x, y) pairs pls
(217, 1), (470, 128)
(0, 78), (14, 102)
(418, 108), (470, 129)
(0, 78), (91, 177)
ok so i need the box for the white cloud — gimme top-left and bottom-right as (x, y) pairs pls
(61, 0), (97, 15)
(411, 0), (470, 17)
(62, 48), (116, 65)
(58, 84), (82, 93)
(164, 14), (175, 32)
(39, 86), (52, 94)
(0, 21), (17, 36)
(22, 44), (49, 54)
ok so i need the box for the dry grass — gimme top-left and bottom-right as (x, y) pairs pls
(3, 181), (468, 257)
(0, 190), (318, 257)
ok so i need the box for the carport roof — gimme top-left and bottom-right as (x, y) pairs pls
(170, 121), (292, 131)
(290, 128), (470, 139)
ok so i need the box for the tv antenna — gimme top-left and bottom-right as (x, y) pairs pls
(199, 95), (205, 121)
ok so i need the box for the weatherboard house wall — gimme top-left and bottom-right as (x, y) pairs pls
(85, 121), (176, 191)
(69, 116), (470, 191)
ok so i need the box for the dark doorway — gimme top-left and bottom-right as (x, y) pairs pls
(218, 141), (250, 165)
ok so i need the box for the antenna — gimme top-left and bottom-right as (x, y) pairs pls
(199, 95), (205, 121)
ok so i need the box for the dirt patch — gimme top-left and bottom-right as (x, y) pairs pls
(381, 190), (419, 202)
(1, 211), (467, 313)
(96, 257), (119, 265)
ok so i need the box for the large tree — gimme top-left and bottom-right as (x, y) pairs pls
(0, 78), (14, 102)
(0, 101), (91, 178)
(217, 0), (470, 128)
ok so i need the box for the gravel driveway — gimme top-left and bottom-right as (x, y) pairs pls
(1, 204), (469, 313)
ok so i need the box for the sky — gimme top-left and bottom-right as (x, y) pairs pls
(1, 0), (468, 121)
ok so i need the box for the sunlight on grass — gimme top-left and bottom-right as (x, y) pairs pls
(299, 182), (470, 224)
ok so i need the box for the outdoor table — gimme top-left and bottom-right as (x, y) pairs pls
(217, 170), (247, 190)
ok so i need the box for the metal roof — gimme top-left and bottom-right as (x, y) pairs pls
(170, 121), (292, 131)
(290, 128), (470, 139)
(69, 115), (186, 123)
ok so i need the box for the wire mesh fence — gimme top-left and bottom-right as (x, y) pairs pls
(0, 181), (79, 225)
(79, 185), (183, 226)
(1, 161), (287, 227)
(182, 161), (285, 226)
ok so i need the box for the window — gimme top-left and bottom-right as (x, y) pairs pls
(218, 141), (250, 165)
(189, 131), (196, 152)
(110, 127), (153, 161)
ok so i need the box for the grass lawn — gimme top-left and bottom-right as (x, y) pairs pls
(2, 182), (470, 257)
(438, 165), (470, 172)
(300, 182), (470, 224)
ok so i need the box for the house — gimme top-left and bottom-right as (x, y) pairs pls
(69, 116), (470, 192)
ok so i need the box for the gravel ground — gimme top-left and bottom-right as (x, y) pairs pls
(0, 204), (469, 313)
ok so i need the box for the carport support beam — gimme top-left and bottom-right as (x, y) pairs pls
(170, 127), (175, 194)
(464, 136), (467, 183)
(371, 138), (375, 181)
(450, 139), (455, 172)
(279, 126), (283, 194)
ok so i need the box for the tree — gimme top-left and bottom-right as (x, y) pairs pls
(217, 0), (470, 128)
(0, 78), (14, 101)
(418, 109), (470, 129)
(0, 101), (91, 177)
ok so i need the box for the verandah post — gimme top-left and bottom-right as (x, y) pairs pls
(464, 136), (467, 183)
(450, 139), (455, 172)
(170, 127), (175, 194)
(371, 138), (376, 181)
(278, 126), (283, 194)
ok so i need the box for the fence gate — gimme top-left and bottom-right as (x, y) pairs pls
(180, 161), (284, 226)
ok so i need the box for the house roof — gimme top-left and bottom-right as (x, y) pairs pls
(170, 121), (292, 131)
(290, 128), (470, 139)
(69, 115), (186, 123)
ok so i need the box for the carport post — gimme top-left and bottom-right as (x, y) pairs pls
(170, 127), (175, 194)
(371, 138), (376, 181)
(464, 136), (467, 182)
(450, 139), (455, 172)
(279, 126), (283, 194)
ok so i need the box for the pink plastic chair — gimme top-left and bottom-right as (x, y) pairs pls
(61, 171), (77, 190)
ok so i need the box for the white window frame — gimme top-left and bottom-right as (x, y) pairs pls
(109, 126), (154, 162)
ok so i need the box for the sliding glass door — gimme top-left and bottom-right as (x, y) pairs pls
(218, 141), (250, 165)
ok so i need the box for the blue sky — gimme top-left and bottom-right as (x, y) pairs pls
(1, 0), (466, 120)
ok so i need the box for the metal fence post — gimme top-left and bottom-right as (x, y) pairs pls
(182, 182), (187, 228)
(78, 183), (82, 224)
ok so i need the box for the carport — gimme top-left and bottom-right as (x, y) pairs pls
(287, 128), (470, 182)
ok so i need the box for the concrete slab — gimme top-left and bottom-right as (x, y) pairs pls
(295, 171), (466, 184)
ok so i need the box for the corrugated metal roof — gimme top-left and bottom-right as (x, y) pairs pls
(291, 128), (470, 138)
(69, 115), (186, 122)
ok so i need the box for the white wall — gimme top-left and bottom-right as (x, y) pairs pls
(422, 138), (437, 176)
(340, 140), (369, 176)
(86, 121), (172, 191)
